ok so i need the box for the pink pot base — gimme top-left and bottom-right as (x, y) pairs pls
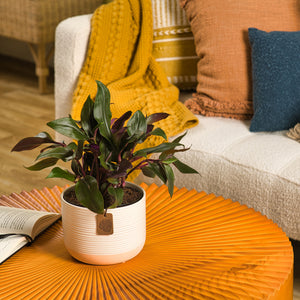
(66, 243), (145, 265)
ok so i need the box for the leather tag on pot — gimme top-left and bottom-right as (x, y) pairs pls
(96, 213), (113, 235)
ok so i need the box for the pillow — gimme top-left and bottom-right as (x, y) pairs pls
(151, 0), (198, 90)
(248, 28), (300, 132)
(180, 0), (300, 120)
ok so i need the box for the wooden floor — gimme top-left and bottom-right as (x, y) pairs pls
(0, 55), (299, 299)
(0, 55), (66, 195)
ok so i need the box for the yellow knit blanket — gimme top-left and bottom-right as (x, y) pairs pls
(71, 0), (198, 147)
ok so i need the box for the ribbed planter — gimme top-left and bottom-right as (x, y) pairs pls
(61, 182), (146, 265)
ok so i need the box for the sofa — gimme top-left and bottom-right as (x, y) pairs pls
(54, 2), (300, 240)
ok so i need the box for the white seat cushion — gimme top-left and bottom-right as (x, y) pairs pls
(137, 114), (300, 240)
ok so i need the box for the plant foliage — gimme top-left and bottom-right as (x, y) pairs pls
(12, 81), (198, 214)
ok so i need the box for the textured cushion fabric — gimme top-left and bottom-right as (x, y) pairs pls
(180, 0), (300, 120)
(249, 28), (300, 132)
(151, 0), (198, 90)
(137, 114), (300, 240)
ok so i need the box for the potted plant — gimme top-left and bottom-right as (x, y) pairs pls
(12, 80), (198, 265)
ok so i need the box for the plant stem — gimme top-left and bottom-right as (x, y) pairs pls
(127, 158), (159, 176)
(78, 158), (86, 177)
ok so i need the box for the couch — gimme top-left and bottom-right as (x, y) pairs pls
(54, 7), (300, 240)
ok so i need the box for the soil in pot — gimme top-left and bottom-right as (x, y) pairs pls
(63, 185), (144, 208)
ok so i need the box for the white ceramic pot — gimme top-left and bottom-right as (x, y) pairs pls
(61, 182), (146, 265)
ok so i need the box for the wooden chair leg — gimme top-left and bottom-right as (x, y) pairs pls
(28, 43), (54, 94)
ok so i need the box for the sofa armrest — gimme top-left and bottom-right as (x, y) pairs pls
(54, 14), (92, 124)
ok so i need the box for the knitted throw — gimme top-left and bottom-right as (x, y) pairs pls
(71, 0), (198, 147)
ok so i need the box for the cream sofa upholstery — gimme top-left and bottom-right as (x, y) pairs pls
(55, 15), (300, 240)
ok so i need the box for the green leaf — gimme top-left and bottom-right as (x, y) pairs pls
(47, 117), (88, 140)
(149, 127), (167, 140)
(46, 167), (76, 182)
(75, 176), (104, 214)
(171, 132), (187, 144)
(127, 110), (147, 137)
(107, 178), (119, 185)
(25, 158), (58, 171)
(148, 162), (167, 184)
(133, 142), (181, 157)
(164, 164), (175, 197)
(99, 154), (109, 170)
(74, 140), (84, 160)
(159, 146), (191, 162)
(141, 166), (156, 178)
(107, 186), (124, 208)
(93, 81), (112, 142)
(98, 140), (110, 169)
(36, 146), (74, 161)
(81, 95), (95, 136)
(162, 157), (178, 164)
(173, 159), (198, 174)
(71, 160), (82, 177)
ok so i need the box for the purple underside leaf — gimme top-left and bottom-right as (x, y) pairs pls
(11, 137), (54, 152)
(146, 113), (169, 124)
(111, 111), (132, 133)
(110, 170), (127, 178)
(111, 128), (127, 147)
(90, 144), (99, 152)
(118, 159), (133, 173)
(146, 124), (154, 134)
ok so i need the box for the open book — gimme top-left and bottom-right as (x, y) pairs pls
(0, 206), (61, 264)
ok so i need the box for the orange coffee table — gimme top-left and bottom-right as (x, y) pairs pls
(0, 183), (293, 299)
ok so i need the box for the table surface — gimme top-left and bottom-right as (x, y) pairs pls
(0, 183), (293, 300)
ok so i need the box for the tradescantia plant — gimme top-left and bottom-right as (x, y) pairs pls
(12, 81), (198, 214)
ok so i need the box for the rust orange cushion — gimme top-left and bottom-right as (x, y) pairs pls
(180, 0), (300, 120)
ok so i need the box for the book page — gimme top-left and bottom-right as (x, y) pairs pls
(0, 235), (28, 264)
(0, 206), (60, 239)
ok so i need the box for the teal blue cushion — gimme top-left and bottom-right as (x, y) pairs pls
(248, 28), (300, 132)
